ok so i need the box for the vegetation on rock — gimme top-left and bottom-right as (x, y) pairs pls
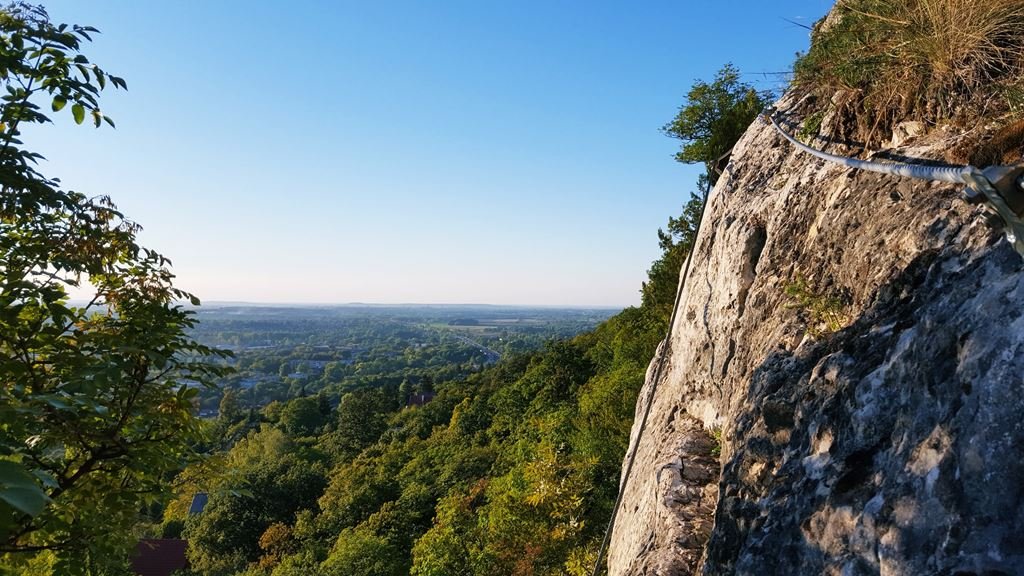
(783, 276), (851, 337)
(794, 0), (1024, 140)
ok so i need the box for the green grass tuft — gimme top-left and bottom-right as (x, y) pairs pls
(794, 0), (1024, 140)
(709, 428), (723, 458)
(784, 276), (851, 337)
(798, 110), (826, 143)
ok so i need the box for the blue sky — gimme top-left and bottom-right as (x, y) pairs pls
(33, 1), (831, 306)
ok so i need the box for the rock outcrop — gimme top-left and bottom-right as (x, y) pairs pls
(607, 91), (1024, 575)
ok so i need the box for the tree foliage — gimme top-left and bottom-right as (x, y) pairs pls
(662, 63), (772, 180)
(321, 387), (393, 462)
(278, 396), (325, 438)
(321, 526), (405, 576)
(640, 188), (705, 321)
(183, 428), (327, 575)
(0, 4), (228, 573)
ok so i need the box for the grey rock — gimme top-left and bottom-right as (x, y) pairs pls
(889, 121), (926, 148)
(607, 92), (1024, 575)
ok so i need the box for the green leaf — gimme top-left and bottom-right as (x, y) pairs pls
(52, 95), (67, 112)
(32, 470), (59, 490)
(0, 461), (37, 489)
(0, 486), (50, 517)
(0, 461), (49, 517)
(71, 103), (85, 125)
(45, 396), (72, 410)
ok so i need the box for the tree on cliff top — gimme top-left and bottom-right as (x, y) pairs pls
(0, 4), (229, 573)
(663, 63), (772, 184)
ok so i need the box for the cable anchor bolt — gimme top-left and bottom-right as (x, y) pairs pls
(963, 165), (1024, 257)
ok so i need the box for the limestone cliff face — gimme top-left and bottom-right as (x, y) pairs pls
(607, 92), (1024, 575)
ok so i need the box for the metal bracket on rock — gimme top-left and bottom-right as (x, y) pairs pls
(962, 165), (1024, 257)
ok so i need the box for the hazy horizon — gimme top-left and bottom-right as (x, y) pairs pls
(35, 0), (829, 307)
(195, 301), (624, 309)
(68, 298), (625, 309)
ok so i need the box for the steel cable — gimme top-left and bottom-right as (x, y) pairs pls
(767, 115), (977, 184)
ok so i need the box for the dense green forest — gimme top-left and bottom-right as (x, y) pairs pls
(0, 4), (767, 575)
(169, 307), (662, 575)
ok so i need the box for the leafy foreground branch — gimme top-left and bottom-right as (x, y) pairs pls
(0, 4), (229, 574)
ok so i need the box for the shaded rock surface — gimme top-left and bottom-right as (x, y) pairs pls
(607, 92), (1024, 575)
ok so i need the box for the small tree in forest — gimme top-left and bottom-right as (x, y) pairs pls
(0, 4), (229, 573)
(640, 188), (705, 320)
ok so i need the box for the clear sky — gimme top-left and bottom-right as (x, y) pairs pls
(31, 1), (831, 307)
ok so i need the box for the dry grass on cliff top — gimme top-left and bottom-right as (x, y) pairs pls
(794, 0), (1024, 141)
